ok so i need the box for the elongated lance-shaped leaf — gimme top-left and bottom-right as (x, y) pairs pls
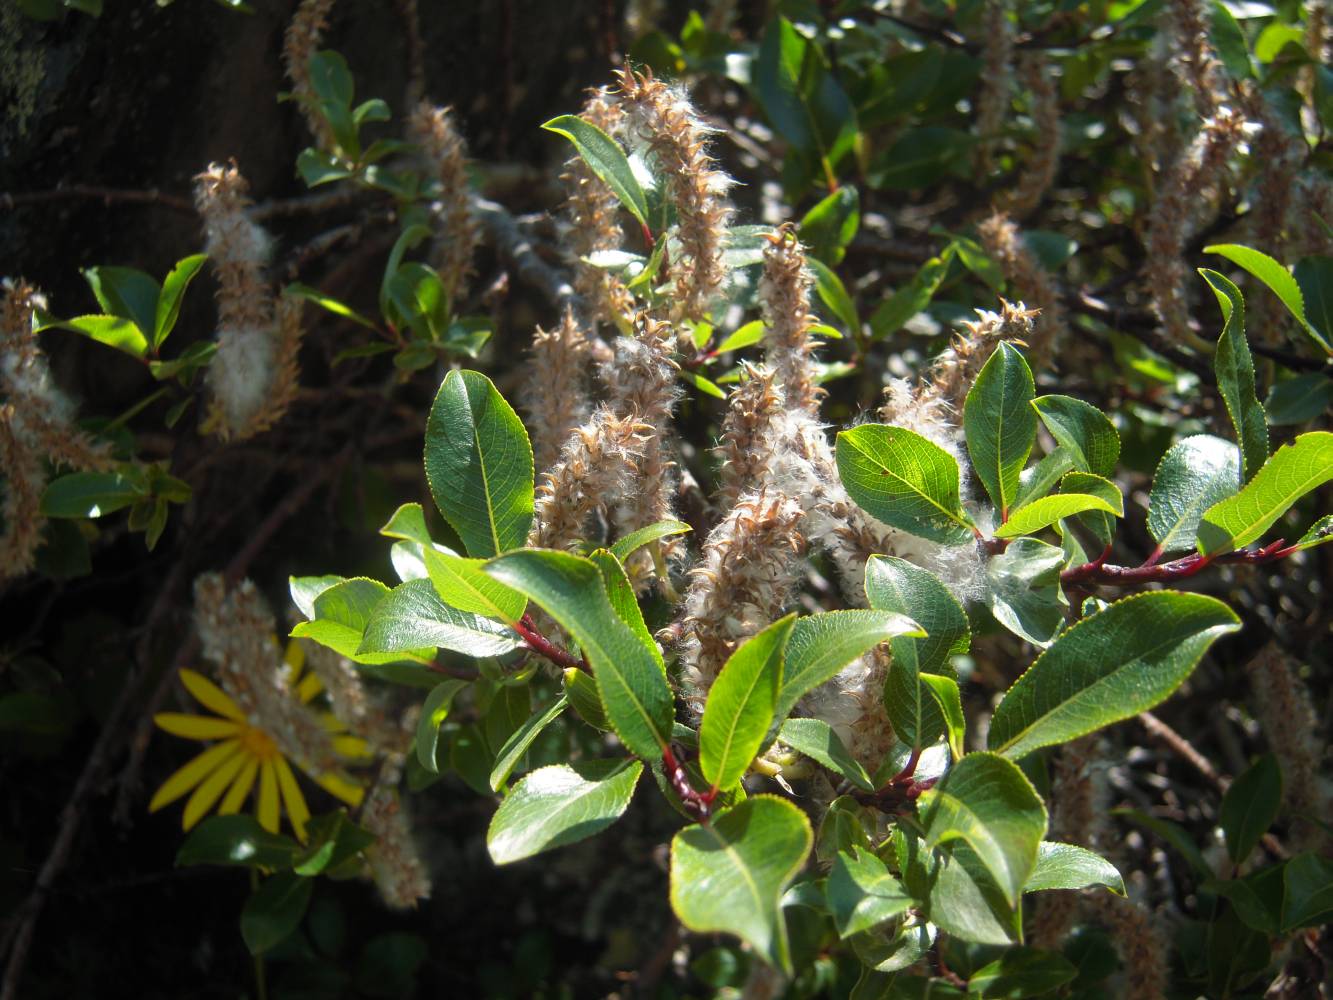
(1206, 243), (1332, 354)
(1197, 432), (1333, 555)
(1292, 514), (1333, 552)
(487, 759), (643, 864)
(1147, 435), (1241, 555)
(1026, 842), (1125, 894)
(836, 424), (975, 544)
(994, 492), (1122, 539)
(489, 696), (569, 792)
(415, 679), (467, 772)
(670, 795), (813, 974)
(484, 550), (673, 759)
(359, 578), (520, 658)
(919, 751), (1047, 906)
(1200, 269), (1268, 483)
(988, 591), (1241, 759)
(921, 674), (965, 762)
(1220, 753), (1282, 866)
(424, 370), (534, 558)
(1032, 395), (1120, 477)
(700, 615), (796, 791)
(589, 549), (664, 674)
(609, 520), (692, 563)
(541, 115), (650, 228)
(965, 342), (1037, 518)
(777, 718), (874, 792)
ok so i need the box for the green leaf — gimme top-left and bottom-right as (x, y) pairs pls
(288, 575), (343, 620)
(827, 848), (912, 937)
(716, 320), (766, 353)
(241, 872), (313, 955)
(778, 718), (875, 792)
(1147, 435), (1241, 555)
(379, 502), (435, 545)
(541, 115), (650, 228)
(837, 424), (975, 545)
(1206, 243), (1330, 353)
(307, 50), (354, 107)
(415, 679), (467, 772)
(1294, 255), (1333, 349)
(1114, 807), (1212, 878)
(40, 470), (141, 518)
(1264, 373), (1333, 426)
(965, 342), (1037, 518)
(286, 281), (377, 329)
(921, 674), (966, 762)
(776, 609), (924, 725)
(926, 843), (1021, 946)
(920, 751), (1047, 905)
(1031, 395), (1120, 477)
(670, 795), (813, 973)
(424, 370), (534, 558)
(1024, 842), (1124, 894)
(588, 549), (664, 672)
(994, 492), (1121, 539)
(799, 186), (859, 265)
(485, 550), (673, 759)
(871, 127), (975, 190)
(609, 520), (692, 563)
(358, 578), (520, 658)
(1281, 853), (1333, 931)
(752, 16), (857, 170)
(296, 147), (355, 187)
(966, 948), (1078, 998)
(176, 815), (300, 869)
(153, 254), (207, 348)
(1058, 471), (1123, 545)
(35, 312), (148, 358)
(1292, 514), (1333, 551)
(82, 265), (159, 338)
(293, 811), (375, 876)
(562, 667), (610, 731)
(988, 591), (1241, 759)
(489, 696), (569, 791)
(1209, 2), (1252, 79)
(291, 578), (433, 665)
(700, 615), (796, 791)
(1013, 448), (1076, 510)
(678, 368), (726, 399)
(421, 547), (526, 624)
(869, 250), (953, 340)
(986, 537), (1066, 646)
(1220, 753), (1281, 866)
(487, 759), (643, 864)
(808, 257), (860, 336)
(1197, 432), (1333, 555)
(1200, 269), (1268, 482)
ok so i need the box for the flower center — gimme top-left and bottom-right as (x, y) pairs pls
(238, 723), (279, 761)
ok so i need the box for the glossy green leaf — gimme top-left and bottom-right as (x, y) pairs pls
(1032, 395), (1120, 477)
(1281, 853), (1333, 931)
(542, 115), (649, 228)
(967, 948), (1078, 998)
(153, 254), (207, 347)
(82, 265), (159, 337)
(422, 547), (526, 623)
(563, 667), (610, 731)
(777, 718), (874, 792)
(291, 577), (433, 665)
(776, 609), (923, 725)
(920, 751), (1047, 905)
(1206, 243), (1330, 353)
(1147, 435), (1241, 554)
(40, 470), (141, 518)
(588, 549), (664, 673)
(485, 550), (673, 758)
(986, 537), (1066, 646)
(1024, 842), (1124, 894)
(670, 795), (813, 973)
(489, 696), (568, 791)
(424, 370), (534, 558)
(965, 342), (1037, 517)
(1197, 432), (1333, 555)
(925, 843), (1021, 946)
(487, 759), (642, 865)
(988, 591), (1241, 759)
(828, 848), (912, 937)
(241, 872), (312, 955)
(869, 250), (953, 340)
(837, 424), (975, 545)
(716, 320), (766, 353)
(35, 312), (148, 357)
(176, 815), (300, 869)
(1013, 449), (1076, 510)
(359, 578), (519, 658)
(921, 674), (965, 762)
(286, 281), (377, 329)
(1294, 255), (1333, 350)
(293, 811), (375, 876)
(1221, 753), (1281, 865)
(808, 256), (860, 336)
(415, 679), (467, 772)
(1264, 373), (1333, 426)
(701, 616), (795, 791)
(288, 575), (343, 620)
(1293, 514), (1333, 551)
(799, 185), (859, 264)
(994, 492), (1121, 539)
(609, 520), (691, 563)
(1200, 269), (1268, 482)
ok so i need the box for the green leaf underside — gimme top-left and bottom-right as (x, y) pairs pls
(701, 616), (796, 791)
(291, 578), (434, 665)
(986, 537), (1066, 646)
(1032, 394), (1120, 478)
(670, 795), (813, 973)
(1197, 432), (1333, 555)
(1025, 842), (1125, 894)
(38, 313), (149, 357)
(778, 718), (874, 792)
(1200, 268), (1269, 482)
(1220, 753), (1282, 865)
(359, 578), (519, 658)
(828, 849), (912, 937)
(484, 549), (673, 759)
(541, 115), (650, 227)
(994, 492), (1121, 539)
(424, 370), (534, 558)
(987, 591), (1241, 759)
(422, 547), (526, 624)
(486, 759), (642, 865)
(489, 696), (569, 791)
(965, 343), (1037, 516)
(837, 424), (975, 545)
(1148, 435), (1241, 554)
(920, 751), (1047, 905)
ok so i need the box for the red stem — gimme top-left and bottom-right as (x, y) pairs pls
(512, 614), (583, 670)
(1060, 539), (1290, 588)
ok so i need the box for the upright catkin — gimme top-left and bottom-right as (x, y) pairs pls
(283, 0), (338, 151)
(973, 0), (1014, 175)
(1003, 53), (1060, 220)
(975, 217), (1060, 371)
(523, 310), (598, 474)
(408, 102), (480, 305)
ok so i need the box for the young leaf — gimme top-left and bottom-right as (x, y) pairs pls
(1197, 432), (1333, 555)
(1220, 754), (1282, 866)
(541, 115), (650, 228)
(993, 492), (1121, 539)
(799, 185), (859, 264)
(34, 313), (149, 358)
(1031, 395), (1120, 477)
(919, 751), (1047, 906)
(836, 424), (975, 545)
(40, 471), (142, 518)
(700, 615), (796, 791)
(827, 848), (912, 938)
(153, 253), (207, 348)
(1200, 268), (1268, 482)
(485, 550), (674, 759)
(1205, 243), (1331, 353)
(285, 281), (377, 329)
(293, 811), (375, 876)
(807, 256), (860, 336)
(1025, 842), (1125, 894)
(965, 342), (1037, 518)
(415, 679), (467, 773)
(670, 795), (813, 974)
(421, 548), (526, 624)
(241, 872), (312, 955)
(777, 718), (875, 792)
(988, 591), (1241, 759)
(291, 578), (433, 665)
(869, 249), (953, 341)
(424, 370), (534, 558)
(609, 520), (692, 563)
(986, 537), (1066, 646)
(82, 265), (159, 337)
(920, 674), (965, 762)
(486, 759), (642, 865)
(1292, 514), (1333, 551)
(358, 578), (520, 658)
(563, 667), (610, 731)
(489, 696), (569, 791)
(1147, 435), (1241, 555)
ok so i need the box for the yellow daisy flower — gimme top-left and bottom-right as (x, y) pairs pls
(150, 641), (368, 841)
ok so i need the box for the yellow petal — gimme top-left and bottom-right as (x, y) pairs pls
(219, 757), (259, 815)
(181, 747), (247, 830)
(332, 734), (372, 759)
(314, 771), (365, 809)
(149, 739), (242, 813)
(297, 673), (323, 705)
(274, 756), (311, 842)
(154, 713), (240, 740)
(257, 759), (280, 833)
(179, 669), (245, 722)
(284, 638), (305, 673)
